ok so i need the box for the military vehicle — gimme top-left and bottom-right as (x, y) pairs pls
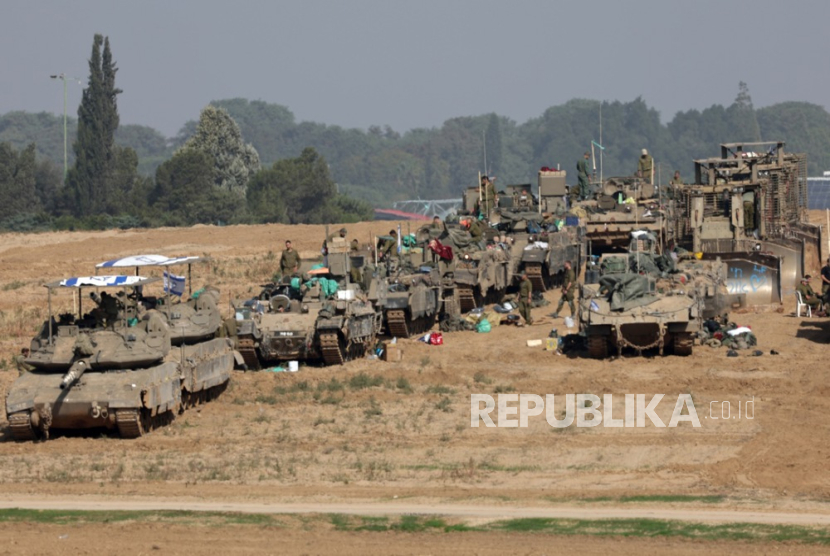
(580, 232), (733, 358)
(95, 254), (235, 404)
(234, 243), (384, 367)
(378, 226), (459, 337)
(670, 141), (821, 307)
(6, 275), (233, 440)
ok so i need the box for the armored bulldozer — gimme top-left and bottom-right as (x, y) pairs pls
(234, 248), (384, 368)
(6, 276), (223, 440)
(579, 232), (734, 359)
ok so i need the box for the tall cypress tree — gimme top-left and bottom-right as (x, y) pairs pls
(67, 34), (123, 216)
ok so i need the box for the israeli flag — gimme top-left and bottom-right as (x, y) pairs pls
(163, 271), (186, 296)
(590, 300), (600, 312)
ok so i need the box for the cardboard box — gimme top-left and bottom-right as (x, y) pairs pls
(382, 344), (403, 362)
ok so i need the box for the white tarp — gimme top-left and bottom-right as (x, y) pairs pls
(96, 254), (170, 268)
(59, 275), (148, 288)
(97, 254), (204, 268)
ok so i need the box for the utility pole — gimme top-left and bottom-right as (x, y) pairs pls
(50, 73), (81, 180)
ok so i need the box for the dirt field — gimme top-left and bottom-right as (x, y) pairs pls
(0, 217), (829, 553)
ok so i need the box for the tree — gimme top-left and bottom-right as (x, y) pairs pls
(152, 149), (245, 226)
(66, 34), (131, 216)
(247, 147), (372, 224)
(0, 142), (40, 221)
(179, 105), (260, 195)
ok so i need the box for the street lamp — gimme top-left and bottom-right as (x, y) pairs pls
(50, 73), (81, 180)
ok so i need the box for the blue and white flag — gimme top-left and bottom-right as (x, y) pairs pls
(163, 271), (186, 296)
(590, 300), (600, 312)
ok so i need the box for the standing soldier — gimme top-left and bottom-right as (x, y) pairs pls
(518, 270), (533, 325)
(481, 175), (497, 218)
(280, 240), (301, 277)
(577, 152), (592, 201)
(670, 170), (683, 186)
(349, 239), (363, 285)
(430, 215), (444, 231)
(552, 260), (577, 319)
(637, 149), (654, 185)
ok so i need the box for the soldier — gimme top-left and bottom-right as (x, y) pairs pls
(280, 240), (301, 276)
(577, 151), (592, 201)
(637, 149), (654, 185)
(481, 175), (497, 217)
(552, 260), (577, 319)
(670, 170), (683, 186)
(14, 347), (34, 376)
(349, 239), (363, 284)
(430, 215), (443, 231)
(797, 275), (822, 313)
(518, 270), (533, 325)
(380, 230), (398, 261)
(466, 217), (484, 245)
(90, 291), (120, 328)
(820, 258), (830, 304)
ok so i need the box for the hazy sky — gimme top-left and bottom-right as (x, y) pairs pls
(2, 0), (828, 138)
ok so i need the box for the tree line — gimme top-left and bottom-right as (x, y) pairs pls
(2, 36), (830, 232)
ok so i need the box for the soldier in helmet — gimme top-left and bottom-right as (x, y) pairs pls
(637, 149), (654, 185)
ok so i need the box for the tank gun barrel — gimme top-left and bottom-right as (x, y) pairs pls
(60, 359), (89, 389)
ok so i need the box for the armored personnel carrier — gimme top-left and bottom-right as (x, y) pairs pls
(380, 227), (459, 337)
(7, 276), (189, 440)
(234, 247), (384, 367)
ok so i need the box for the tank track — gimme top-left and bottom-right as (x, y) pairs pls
(237, 337), (261, 370)
(115, 409), (145, 439)
(526, 263), (547, 292)
(441, 290), (460, 318)
(457, 286), (478, 313)
(386, 309), (435, 338)
(386, 309), (410, 338)
(588, 335), (609, 359)
(8, 411), (37, 441)
(672, 332), (694, 356)
(319, 331), (345, 366)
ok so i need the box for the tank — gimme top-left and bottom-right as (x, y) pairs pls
(234, 251), (384, 368)
(579, 233), (735, 359)
(7, 277), (180, 439)
(94, 254), (235, 405)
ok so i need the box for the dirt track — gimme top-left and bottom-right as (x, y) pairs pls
(0, 217), (829, 552)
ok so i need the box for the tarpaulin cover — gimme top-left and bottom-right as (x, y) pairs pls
(598, 274), (657, 311)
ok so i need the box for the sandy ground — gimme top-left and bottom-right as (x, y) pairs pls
(0, 216), (829, 553)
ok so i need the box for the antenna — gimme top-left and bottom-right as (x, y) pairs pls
(482, 129), (487, 175)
